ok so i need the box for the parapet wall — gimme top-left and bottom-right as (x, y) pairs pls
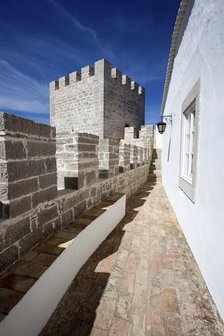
(50, 59), (145, 139)
(56, 125), (153, 189)
(56, 132), (99, 190)
(0, 113), (57, 219)
(0, 113), (153, 273)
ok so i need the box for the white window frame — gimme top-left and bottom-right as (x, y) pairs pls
(182, 101), (195, 183)
(179, 80), (200, 203)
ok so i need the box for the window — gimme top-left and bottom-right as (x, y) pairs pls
(179, 80), (200, 202)
(182, 100), (195, 182)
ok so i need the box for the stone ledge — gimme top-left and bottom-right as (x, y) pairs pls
(0, 192), (126, 336)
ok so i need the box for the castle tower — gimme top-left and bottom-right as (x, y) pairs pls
(50, 59), (145, 139)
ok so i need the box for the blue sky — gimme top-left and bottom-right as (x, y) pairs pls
(0, 0), (180, 125)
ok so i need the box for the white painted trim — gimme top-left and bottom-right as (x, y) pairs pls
(161, 0), (193, 115)
(179, 79), (200, 203)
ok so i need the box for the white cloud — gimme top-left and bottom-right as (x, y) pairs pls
(0, 97), (48, 114)
(0, 59), (49, 114)
(48, 0), (117, 62)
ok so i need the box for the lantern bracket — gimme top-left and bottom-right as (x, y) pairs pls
(156, 114), (172, 134)
(161, 114), (172, 124)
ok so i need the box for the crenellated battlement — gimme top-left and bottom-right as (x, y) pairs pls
(50, 58), (145, 139)
(50, 59), (144, 96)
(111, 67), (122, 80)
(122, 74), (131, 87)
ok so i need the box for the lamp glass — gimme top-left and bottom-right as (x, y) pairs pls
(157, 121), (166, 134)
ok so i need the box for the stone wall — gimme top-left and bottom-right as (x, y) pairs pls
(0, 113), (57, 219)
(56, 125), (153, 190)
(50, 61), (104, 137)
(104, 68), (145, 139)
(50, 59), (145, 140)
(0, 113), (153, 273)
(56, 132), (99, 190)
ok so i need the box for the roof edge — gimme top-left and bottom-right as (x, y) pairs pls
(161, 0), (192, 115)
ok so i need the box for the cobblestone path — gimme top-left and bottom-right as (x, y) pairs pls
(40, 179), (224, 336)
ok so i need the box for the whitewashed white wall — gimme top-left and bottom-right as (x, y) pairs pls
(154, 127), (163, 149)
(162, 0), (224, 319)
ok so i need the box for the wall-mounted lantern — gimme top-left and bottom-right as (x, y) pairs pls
(156, 115), (172, 134)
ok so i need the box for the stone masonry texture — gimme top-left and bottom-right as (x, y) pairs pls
(0, 111), (153, 273)
(0, 159), (153, 273)
(0, 57), (151, 280)
(0, 112), (57, 219)
(50, 59), (145, 140)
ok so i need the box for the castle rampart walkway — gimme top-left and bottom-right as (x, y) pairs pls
(41, 174), (224, 335)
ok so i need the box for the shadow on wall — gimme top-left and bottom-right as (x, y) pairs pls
(40, 179), (157, 335)
(167, 132), (172, 163)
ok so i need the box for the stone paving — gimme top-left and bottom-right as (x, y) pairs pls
(40, 177), (224, 335)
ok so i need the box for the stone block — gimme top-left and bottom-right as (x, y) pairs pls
(61, 209), (73, 227)
(8, 178), (38, 200)
(43, 218), (61, 237)
(32, 186), (57, 208)
(7, 160), (45, 182)
(9, 195), (32, 218)
(27, 141), (55, 158)
(56, 137), (74, 145)
(78, 144), (96, 152)
(78, 160), (98, 171)
(39, 173), (57, 189)
(73, 200), (86, 218)
(45, 157), (57, 173)
(0, 245), (19, 273)
(4, 217), (31, 248)
(38, 205), (58, 226)
(1, 140), (26, 160)
(85, 171), (97, 187)
(60, 193), (80, 212)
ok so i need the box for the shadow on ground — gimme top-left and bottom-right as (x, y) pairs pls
(40, 179), (157, 336)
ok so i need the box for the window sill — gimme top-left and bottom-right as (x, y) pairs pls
(179, 175), (195, 203)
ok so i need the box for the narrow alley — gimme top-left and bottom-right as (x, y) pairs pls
(41, 150), (224, 336)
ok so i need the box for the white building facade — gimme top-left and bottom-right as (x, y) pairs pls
(161, 0), (224, 319)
